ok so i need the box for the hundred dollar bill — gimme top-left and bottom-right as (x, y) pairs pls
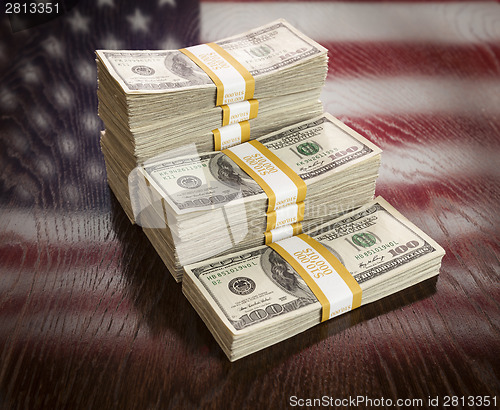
(141, 113), (381, 215)
(183, 197), (445, 360)
(96, 19), (327, 94)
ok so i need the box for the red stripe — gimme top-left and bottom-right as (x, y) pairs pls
(337, 113), (500, 147)
(326, 42), (500, 78)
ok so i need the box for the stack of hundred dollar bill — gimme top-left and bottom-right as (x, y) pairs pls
(102, 113), (382, 281)
(96, 19), (328, 163)
(183, 197), (446, 361)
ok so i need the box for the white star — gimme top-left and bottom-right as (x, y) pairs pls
(37, 155), (56, 178)
(86, 160), (104, 181)
(43, 36), (64, 58)
(100, 33), (124, 49)
(31, 110), (50, 130)
(158, 35), (180, 50)
(21, 63), (40, 84)
(0, 88), (17, 110)
(82, 111), (100, 132)
(76, 60), (96, 84)
(59, 135), (77, 157)
(53, 85), (74, 108)
(126, 9), (151, 33)
(63, 183), (81, 204)
(97, 0), (114, 7)
(67, 10), (90, 33)
(159, 0), (176, 7)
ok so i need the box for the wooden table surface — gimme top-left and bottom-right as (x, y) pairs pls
(1, 1), (499, 409)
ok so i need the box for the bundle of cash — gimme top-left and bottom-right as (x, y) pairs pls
(100, 97), (323, 163)
(101, 113), (382, 281)
(96, 19), (328, 161)
(182, 197), (446, 361)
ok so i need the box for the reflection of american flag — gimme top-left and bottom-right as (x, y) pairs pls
(1, 1), (500, 398)
(0, 0), (200, 211)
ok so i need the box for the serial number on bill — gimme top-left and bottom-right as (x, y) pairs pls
(5, 3), (60, 14)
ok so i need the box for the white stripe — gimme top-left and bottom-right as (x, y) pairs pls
(378, 141), (500, 186)
(322, 77), (500, 117)
(226, 142), (299, 209)
(276, 235), (354, 319)
(201, 2), (500, 44)
(184, 43), (247, 104)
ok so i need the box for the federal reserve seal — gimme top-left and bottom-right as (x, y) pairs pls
(131, 65), (155, 76)
(176, 175), (202, 189)
(228, 277), (256, 296)
(296, 141), (320, 156)
(352, 232), (377, 248)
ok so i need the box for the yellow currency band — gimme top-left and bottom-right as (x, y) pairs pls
(269, 233), (362, 322)
(208, 42), (255, 104)
(265, 202), (305, 232)
(264, 222), (302, 245)
(213, 121), (251, 151)
(222, 140), (307, 213)
(221, 99), (259, 127)
(179, 42), (255, 106)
